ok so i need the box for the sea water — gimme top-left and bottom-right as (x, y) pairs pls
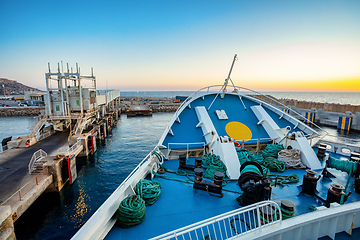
(0, 116), (33, 147)
(13, 113), (173, 239)
(0, 91), (357, 239)
(121, 91), (360, 105)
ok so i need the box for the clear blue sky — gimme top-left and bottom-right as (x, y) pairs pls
(1, 0), (359, 91)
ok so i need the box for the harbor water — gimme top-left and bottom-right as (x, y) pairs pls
(13, 113), (174, 239)
(0, 91), (358, 239)
(120, 91), (360, 106)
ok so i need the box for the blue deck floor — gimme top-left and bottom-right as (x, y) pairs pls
(106, 152), (360, 240)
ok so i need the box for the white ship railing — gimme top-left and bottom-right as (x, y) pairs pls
(175, 85), (325, 133)
(167, 142), (206, 159)
(28, 149), (47, 174)
(158, 84), (326, 147)
(150, 201), (282, 240)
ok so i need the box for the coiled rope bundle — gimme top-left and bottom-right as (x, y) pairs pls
(262, 144), (284, 158)
(267, 174), (299, 186)
(117, 195), (146, 228)
(135, 179), (161, 206)
(262, 157), (286, 172)
(237, 151), (270, 176)
(202, 153), (227, 179)
(278, 149), (305, 169)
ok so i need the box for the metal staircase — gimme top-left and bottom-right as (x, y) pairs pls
(28, 149), (48, 174)
(27, 116), (47, 140)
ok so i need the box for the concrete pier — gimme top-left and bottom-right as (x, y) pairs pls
(284, 105), (360, 132)
(251, 95), (360, 132)
(0, 110), (120, 237)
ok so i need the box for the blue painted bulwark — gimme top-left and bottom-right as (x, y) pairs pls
(338, 116), (352, 131)
(305, 112), (315, 124)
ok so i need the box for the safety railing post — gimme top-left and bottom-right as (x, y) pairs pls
(256, 204), (261, 228)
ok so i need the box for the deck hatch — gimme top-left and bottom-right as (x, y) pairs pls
(215, 110), (228, 120)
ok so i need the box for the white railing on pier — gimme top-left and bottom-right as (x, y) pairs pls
(150, 201), (282, 240)
(57, 139), (83, 156)
(28, 149), (47, 174)
(38, 129), (55, 141)
(69, 139), (82, 155)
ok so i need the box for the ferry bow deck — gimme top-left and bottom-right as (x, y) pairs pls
(72, 56), (360, 239)
(105, 152), (360, 240)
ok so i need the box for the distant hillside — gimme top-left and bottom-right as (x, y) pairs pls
(0, 78), (41, 96)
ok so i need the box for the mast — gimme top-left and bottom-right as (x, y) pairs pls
(221, 54), (237, 98)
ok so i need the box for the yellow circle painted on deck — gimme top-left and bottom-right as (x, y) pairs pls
(225, 121), (252, 142)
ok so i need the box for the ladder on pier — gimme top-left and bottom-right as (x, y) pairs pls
(28, 149), (48, 174)
(27, 116), (47, 140)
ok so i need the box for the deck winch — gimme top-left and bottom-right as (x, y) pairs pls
(237, 162), (271, 206)
(349, 154), (360, 194)
(301, 170), (351, 207)
(193, 168), (224, 196)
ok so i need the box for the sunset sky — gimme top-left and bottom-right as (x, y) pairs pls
(0, 0), (359, 92)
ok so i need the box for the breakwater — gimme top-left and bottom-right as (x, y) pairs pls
(278, 99), (360, 114)
(0, 107), (44, 117)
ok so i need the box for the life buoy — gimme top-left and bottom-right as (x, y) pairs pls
(234, 141), (240, 147)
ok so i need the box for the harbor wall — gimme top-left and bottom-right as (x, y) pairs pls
(150, 104), (179, 112)
(120, 104), (179, 113)
(290, 106), (360, 131)
(277, 99), (360, 114)
(250, 95), (360, 131)
(0, 107), (44, 116)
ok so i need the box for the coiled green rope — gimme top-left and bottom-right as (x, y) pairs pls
(249, 152), (264, 163)
(117, 195), (146, 228)
(262, 144), (284, 158)
(202, 153), (227, 179)
(237, 151), (270, 176)
(237, 151), (250, 164)
(135, 179), (161, 206)
(267, 174), (299, 187)
(262, 157), (286, 172)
